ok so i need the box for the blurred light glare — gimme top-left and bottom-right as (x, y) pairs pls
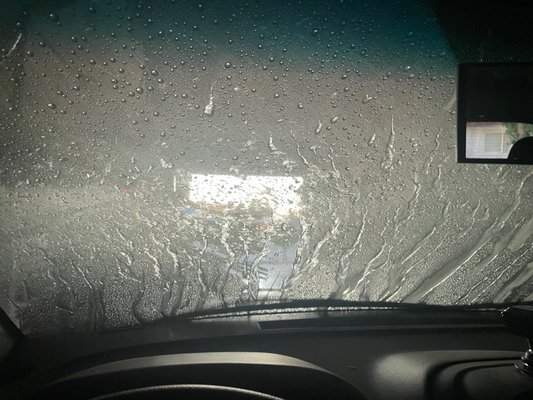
(189, 174), (303, 216)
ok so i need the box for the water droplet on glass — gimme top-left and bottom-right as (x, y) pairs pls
(362, 94), (374, 104)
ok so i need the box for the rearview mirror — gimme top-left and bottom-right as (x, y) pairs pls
(458, 63), (533, 165)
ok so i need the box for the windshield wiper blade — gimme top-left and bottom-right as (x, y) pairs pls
(172, 299), (532, 320)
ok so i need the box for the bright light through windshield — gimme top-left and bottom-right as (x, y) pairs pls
(189, 174), (303, 216)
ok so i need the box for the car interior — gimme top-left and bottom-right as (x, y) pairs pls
(1, 303), (533, 399)
(0, 0), (532, 399)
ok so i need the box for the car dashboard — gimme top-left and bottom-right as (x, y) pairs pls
(1, 308), (533, 399)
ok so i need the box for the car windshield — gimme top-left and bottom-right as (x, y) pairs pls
(1, 0), (532, 337)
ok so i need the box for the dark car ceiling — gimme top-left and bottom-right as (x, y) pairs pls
(432, 0), (533, 63)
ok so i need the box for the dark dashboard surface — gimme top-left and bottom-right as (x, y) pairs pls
(0, 309), (530, 399)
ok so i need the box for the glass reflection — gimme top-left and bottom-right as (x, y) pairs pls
(466, 122), (533, 159)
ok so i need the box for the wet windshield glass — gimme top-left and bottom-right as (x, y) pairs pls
(0, 0), (532, 336)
